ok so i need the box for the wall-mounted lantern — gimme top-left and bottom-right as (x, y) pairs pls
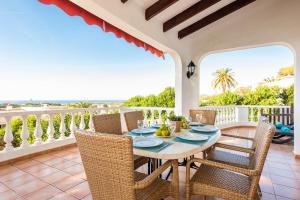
(187, 61), (196, 79)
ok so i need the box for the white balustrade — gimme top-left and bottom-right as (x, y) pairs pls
(0, 105), (290, 163)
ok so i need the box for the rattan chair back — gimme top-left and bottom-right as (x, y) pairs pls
(124, 111), (144, 131)
(75, 130), (136, 200)
(189, 110), (217, 125)
(251, 121), (275, 172)
(92, 113), (122, 134)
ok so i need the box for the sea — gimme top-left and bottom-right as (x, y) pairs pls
(0, 100), (125, 105)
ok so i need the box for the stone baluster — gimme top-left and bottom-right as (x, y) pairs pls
(89, 111), (94, 131)
(158, 110), (162, 124)
(250, 108), (255, 122)
(20, 115), (29, 147)
(4, 116), (13, 151)
(143, 110), (148, 124)
(34, 114), (43, 144)
(79, 112), (85, 130)
(59, 113), (66, 139)
(47, 114), (54, 142)
(151, 110), (155, 124)
(70, 112), (76, 136)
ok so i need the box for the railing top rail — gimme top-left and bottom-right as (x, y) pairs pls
(0, 106), (175, 118)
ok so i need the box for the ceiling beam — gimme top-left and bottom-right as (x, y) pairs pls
(163, 0), (222, 32)
(145, 0), (179, 21)
(178, 0), (256, 39)
(121, 0), (128, 3)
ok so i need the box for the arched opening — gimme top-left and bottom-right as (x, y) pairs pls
(199, 44), (294, 107)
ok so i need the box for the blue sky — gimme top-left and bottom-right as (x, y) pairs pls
(0, 0), (294, 100)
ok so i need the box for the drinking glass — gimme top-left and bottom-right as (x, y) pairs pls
(169, 121), (176, 135)
(137, 120), (144, 137)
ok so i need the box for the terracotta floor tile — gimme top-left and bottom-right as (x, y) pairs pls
(0, 165), (19, 176)
(63, 164), (84, 175)
(273, 184), (300, 200)
(40, 171), (71, 184)
(12, 159), (40, 169)
(270, 174), (300, 189)
(276, 196), (294, 200)
(3, 173), (36, 188)
(0, 169), (27, 182)
(51, 160), (77, 170)
(259, 175), (274, 194)
(0, 190), (23, 200)
(22, 163), (48, 174)
(267, 161), (291, 170)
(62, 153), (81, 161)
(23, 185), (61, 200)
(48, 192), (77, 200)
(261, 192), (276, 200)
(43, 157), (66, 166)
(66, 181), (90, 199)
(28, 166), (60, 178)
(268, 167), (296, 179)
(82, 194), (93, 200)
(13, 179), (48, 196)
(33, 154), (57, 162)
(0, 182), (9, 192)
(53, 175), (85, 191)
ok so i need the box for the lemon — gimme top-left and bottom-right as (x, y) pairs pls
(156, 130), (162, 136)
(161, 130), (170, 136)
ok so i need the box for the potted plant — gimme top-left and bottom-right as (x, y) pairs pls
(168, 114), (183, 132)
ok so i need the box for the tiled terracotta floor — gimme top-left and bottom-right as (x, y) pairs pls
(0, 127), (299, 200)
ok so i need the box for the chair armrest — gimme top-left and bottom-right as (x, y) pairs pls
(187, 158), (259, 177)
(214, 142), (255, 154)
(134, 160), (172, 189)
(221, 133), (255, 141)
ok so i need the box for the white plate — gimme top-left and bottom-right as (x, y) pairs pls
(131, 128), (156, 134)
(191, 125), (218, 133)
(177, 133), (209, 141)
(189, 122), (204, 126)
(133, 137), (163, 148)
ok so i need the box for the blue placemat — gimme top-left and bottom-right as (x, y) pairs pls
(128, 131), (154, 137)
(134, 141), (173, 152)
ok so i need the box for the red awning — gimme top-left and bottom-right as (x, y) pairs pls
(39, 0), (165, 58)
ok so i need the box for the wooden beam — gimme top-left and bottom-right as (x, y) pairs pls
(145, 0), (179, 21)
(163, 0), (221, 32)
(178, 0), (256, 39)
(121, 0), (128, 3)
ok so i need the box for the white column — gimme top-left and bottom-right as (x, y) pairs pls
(173, 53), (199, 116)
(3, 117), (13, 151)
(89, 111), (94, 131)
(235, 106), (249, 123)
(294, 52), (300, 155)
(21, 115), (29, 147)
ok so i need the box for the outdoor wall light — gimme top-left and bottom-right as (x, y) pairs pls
(187, 61), (196, 79)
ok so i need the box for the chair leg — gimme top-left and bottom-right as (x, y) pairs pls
(165, 167), (173, 180)
(258, 185), (262, 197)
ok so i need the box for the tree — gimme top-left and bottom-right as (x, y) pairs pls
(212, 68), (237, 93)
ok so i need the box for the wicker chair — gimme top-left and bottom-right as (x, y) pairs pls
(186, 121), (275, 200)
(75, 130), (179, 200)
(93, 113), (148, 170)
(189, 110), (217, 125)
(207, 118), (268, 168)
(124, 111), (144, 131)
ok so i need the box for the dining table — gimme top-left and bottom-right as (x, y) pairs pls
(130, 127), (221, 160)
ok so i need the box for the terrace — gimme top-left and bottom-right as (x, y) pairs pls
(1, 0), (300, 199)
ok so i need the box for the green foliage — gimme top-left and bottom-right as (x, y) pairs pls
(200, 85), (294, 106)
(278, 65), (294, 77)
(124, 87), (175, 108)
(168, 114), (183, 121)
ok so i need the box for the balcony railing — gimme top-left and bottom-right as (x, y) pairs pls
(0, 105), (290, 162)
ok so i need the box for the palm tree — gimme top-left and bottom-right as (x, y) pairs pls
(212, 68), (237, 93)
